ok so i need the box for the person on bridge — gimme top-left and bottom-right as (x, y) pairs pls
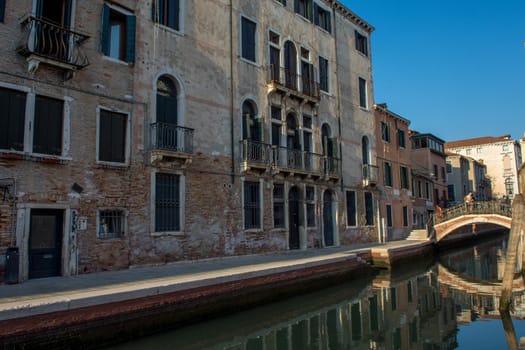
(465, 191), (474, 210)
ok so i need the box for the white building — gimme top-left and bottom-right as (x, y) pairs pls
(445, 135), (522, 199)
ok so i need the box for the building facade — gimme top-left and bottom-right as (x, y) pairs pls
(374, 103), (412, 241)
(0, 0), (380, 281)
(445, 153), (490, 204)
(409, 131), (447, 228)
(445, 135), (522, 200)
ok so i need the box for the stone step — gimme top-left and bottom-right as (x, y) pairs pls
(407, 229), (429, 240)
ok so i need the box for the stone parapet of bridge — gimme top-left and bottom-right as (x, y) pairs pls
(432, 201), (512, 242)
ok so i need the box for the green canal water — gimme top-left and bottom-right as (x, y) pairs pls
(105, 233), (525, 349)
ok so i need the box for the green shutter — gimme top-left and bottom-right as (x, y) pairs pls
(329, 138), (338, 158)
(243, 114), (250, 140)
(313, 3), (319, 25)
(101, 5), (110, 55)
(125, 15), (136, 62)
(169, 0), (180, 30)
(256, 118), (264, 142)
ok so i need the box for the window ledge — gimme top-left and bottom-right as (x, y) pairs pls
(295, 13), (312, 24)
(96, 161), (130, 170)
(153, 23), (184, 36)
(151, 231), (185, 237)
(0, 150), (71, 164)
(244, 228), (263, 234)
(102, 55), (133, 66)
(239, 57), (260, 67)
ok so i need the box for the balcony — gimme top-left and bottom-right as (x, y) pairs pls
(150, 123), (194, 167)
(362, 164), (379, 187)
(17, 16), (89, 77)
(267, 65), (320, 105)
(240, 140), (339, 180)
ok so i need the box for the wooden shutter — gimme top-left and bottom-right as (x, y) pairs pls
(0, 0), (6, 22)
(101, 5), (110, 56)
(168, 0), (180, 30)
(0, 88), (26, 151)
(255, 118), (264, 142)
(125, 15), (136, 62)
(112, 112), (126, 162)
(313, 3), (319, 25)
(326, 9), (332, 33)
(329, 138), (338, 158)
(294, 0), (300, 13)
(34, 96), (63, 155)
(99, 111), (112, 161)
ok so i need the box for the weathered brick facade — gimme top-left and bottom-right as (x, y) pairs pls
(0, 0), (380, 282)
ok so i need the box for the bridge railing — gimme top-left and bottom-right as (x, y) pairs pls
(434, 200), (512, 225)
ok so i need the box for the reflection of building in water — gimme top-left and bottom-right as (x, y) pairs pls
(159, 266), (459, 350)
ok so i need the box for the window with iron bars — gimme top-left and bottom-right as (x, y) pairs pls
(98, 209), (126, 239)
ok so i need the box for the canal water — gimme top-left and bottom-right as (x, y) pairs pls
(106, 233), (525, 349)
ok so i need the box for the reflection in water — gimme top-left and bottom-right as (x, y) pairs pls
(106, 234), (525, 350)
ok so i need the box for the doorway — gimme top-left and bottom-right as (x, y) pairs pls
(29, 209), (63, 279)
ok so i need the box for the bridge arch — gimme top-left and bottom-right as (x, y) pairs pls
(432, 201), (512, 242)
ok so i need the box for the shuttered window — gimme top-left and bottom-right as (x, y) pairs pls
(33, 95), (63, 155)
(346, 191), (357, 226)
(99, 109), (127, 163)
(384, 161), (392, 187)
(0, 0), (5, 23)
(355, 31), (368, 56)
(244, 181), (261, 229)
(241, 16), (256, 62)
(314, 3), (331, 33)
(152, 0), (180, 31)
(273, 183), (285, 228)
(364, 192), (374, 226)
(319, 56), (329, 92)
(295, 0), (313, 21)
(0, 87), (26, 151)
(155, 173), (180, 232)
(359, 77), (367, 108)
(101, 4), (135, 62)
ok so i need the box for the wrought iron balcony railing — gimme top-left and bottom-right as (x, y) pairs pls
(17, 16), (90, 70)
(362, 164), (379, 185)
(267, 65), (320, 100)
(240, 140), (338, 178)
(151, 122), (194, 154)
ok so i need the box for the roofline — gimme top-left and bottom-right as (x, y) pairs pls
(409, 132), (446, 144)
(373, 104), (411, 125)
(328, 0), (375, 33)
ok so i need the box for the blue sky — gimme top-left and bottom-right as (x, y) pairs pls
(341, 0), (525, 142)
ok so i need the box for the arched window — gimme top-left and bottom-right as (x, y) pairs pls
(242, 100), (261, 142)
(156, 75), (178, 124)
(284, 41), (297, 89)
(321, 123), (336, 157)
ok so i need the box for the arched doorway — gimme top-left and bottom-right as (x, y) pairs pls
(242, 99), (261, 142)
(288, 186), (301, 250)
(323, 190), (335, 246)
(156, 75), (179, 150)
(284, 41), (297, 89)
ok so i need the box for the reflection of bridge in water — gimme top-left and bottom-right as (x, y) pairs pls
(430, 200), (512, 242)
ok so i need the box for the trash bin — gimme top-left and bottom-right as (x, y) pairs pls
(5, 247), (19, 284)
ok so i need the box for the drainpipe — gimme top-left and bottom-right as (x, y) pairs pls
(229, 0), (235, 185)
(332, 4), (344, 192)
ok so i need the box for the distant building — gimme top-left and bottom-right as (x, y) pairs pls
(409, 131), (447, 228)
(445, 153), (490, 204)
(374, 103), (412, 241)
(445, 135), (522, 199)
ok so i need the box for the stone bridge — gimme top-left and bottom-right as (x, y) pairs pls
(432, 201), (512, 242)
